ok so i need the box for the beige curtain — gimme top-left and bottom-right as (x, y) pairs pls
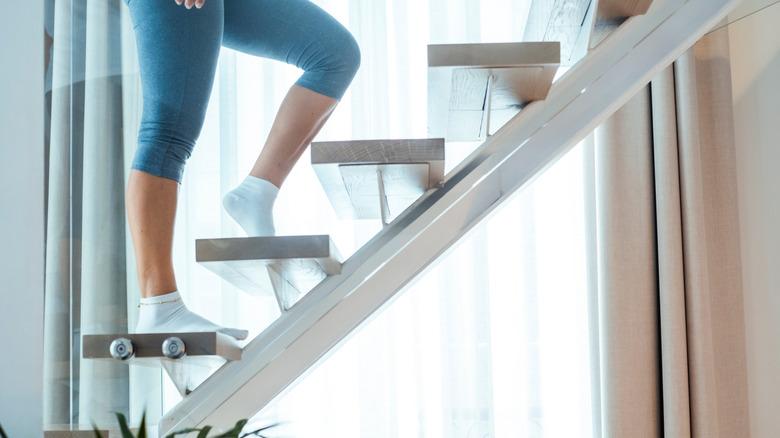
(592, 27), (750, 437)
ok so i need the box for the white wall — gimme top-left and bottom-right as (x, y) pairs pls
(728, 1), (780, 437)
(0, 0), (45, 436)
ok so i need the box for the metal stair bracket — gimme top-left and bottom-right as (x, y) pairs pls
(311, 139), (446, 226)
(160, 0), (740, 432)
(196, 235), (342, 312)
(428, 41), (560, 141)
(83, 332), (242, 395)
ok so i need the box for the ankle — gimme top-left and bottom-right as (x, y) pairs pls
(139, 290), (181, 305)
(248, 171), (283, 189)
(139, 278), (178, 299)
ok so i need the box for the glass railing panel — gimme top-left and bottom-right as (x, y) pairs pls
(43, 0), (161, 430)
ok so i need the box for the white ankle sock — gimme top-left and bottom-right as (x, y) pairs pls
(222, 175), (278, 237)
(134, 291), (248, 340)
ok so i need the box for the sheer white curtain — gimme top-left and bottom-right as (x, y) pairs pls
(155, 0), (594, 435)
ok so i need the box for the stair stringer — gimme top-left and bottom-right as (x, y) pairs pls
(160, 0), (740, 433)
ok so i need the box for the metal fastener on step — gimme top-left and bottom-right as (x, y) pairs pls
(109, 337), (135, 361)
(162, 336), (186, 359)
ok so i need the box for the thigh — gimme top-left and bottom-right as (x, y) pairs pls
(126, 0), (224, 138)
(223, 0), (352, 71)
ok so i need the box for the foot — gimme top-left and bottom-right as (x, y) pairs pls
(223, 175), (278, 237)
(134, 291), (248, 340)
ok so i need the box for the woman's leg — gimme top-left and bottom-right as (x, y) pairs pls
(126, 171), (179, 298)
(251, 85), (339, 188)
(221, 0), (360, 236)
(126, 0), (246, 338)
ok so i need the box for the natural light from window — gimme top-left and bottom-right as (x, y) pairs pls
(158, 1), (595, 436)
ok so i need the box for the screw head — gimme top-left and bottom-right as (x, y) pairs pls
(162, 336), (186, 359)
(109, 338), (135, 361)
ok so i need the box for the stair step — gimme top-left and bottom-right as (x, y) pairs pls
(598, 0), (653, 19)
(82, 332), (241, 396)
(591, 0), (654, 49)
(311, 139), (445, 222)
(523, 0), (654, 65)
(524, 0), (593, 64)
(82, 332), (241, 361)
(428, 41), (560, 141)
(196, 235), (341, 311)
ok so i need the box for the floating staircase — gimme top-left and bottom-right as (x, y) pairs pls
(159, 0), (741, 431)
(80, 0), (741, 433)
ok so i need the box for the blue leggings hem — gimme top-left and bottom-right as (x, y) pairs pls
(131, 155), (185, 183)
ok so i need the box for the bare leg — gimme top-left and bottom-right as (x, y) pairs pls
(126, 170), (179, 298)
(250, 85), (338, 187)
(222, 85), (341, 237)
(127, 170), (249, 339)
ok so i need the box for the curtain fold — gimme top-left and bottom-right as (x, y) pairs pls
(44, 0), (132, 428)
(593, 27), (750, 437)
(651, 64), (692, 438)
(77, 0), (129, 426)
(595, 83), (662, 437)
(44, 0), (86, 426)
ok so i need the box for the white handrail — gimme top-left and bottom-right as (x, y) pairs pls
(160, 0), (740, 433)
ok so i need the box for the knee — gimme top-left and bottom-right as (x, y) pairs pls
(333, 31), (361, 81)
(302, 28), (361, 99)
(315, 28), (361, 80)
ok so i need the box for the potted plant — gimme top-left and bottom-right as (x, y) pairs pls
(96, 413), (281, 438)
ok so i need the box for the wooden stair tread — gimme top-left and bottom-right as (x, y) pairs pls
(597, 0), (653, 20)
(82, 331), (241, 361)
(312, 139), (445, 221)
(83, 331), (242, 396)
(427, 41), (560, 68)
(428, 42), (561, 141)
(196, 235), (341, 311)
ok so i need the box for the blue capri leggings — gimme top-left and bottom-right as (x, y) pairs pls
(125, 0), (361, 182)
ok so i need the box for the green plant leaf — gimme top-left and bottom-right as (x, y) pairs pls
(0, 423), (8, 438)
(240, 422), (283, 438)
(92, 422), (105, 438)
(212, 419), (248, 438)
(197, 426), (213, 438)
(137, 411), (147, 438)
(115, 412), (136, 438)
